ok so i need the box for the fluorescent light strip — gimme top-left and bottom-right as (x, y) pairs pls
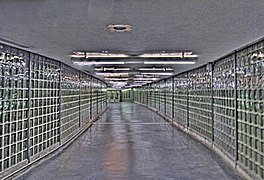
(134, 78), (159, 81)
(138, 68), (173, 71)
(96, 72), (128, 76)
(125, 61), (143, 64)
(139, 53), (182, 58)
(74, 61), (125, 65)
(109, 81), (127, 84)
(70, 54), (86, 58)
(86, 52), (129, 58)
(144, 61), (196, 65)
(141, 72), (173, 76)
(94, 68), (130, 71)
(134, 81), (152, 83)
(139, 52), (198, 58)
(71, 51), (198, 59)
(104, 78), (129, 81)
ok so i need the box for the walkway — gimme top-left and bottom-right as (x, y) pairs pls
(17, 102), (241, 180)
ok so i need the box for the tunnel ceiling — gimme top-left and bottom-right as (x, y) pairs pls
(0, 0), (263, 87)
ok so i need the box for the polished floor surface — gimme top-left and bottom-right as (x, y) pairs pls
(17, 102), (241, 180)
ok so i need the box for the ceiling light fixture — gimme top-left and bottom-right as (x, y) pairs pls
(86, 52), (129, 58)
(71, 51), (198, 59)
(104, 78), (129, 81)
(107, 24), (132, 32)
(94, 67), (130, 71)
(144, 61), (196, 65)
(125, 61), (143, 64)
(138, 67), (173, 71)
(74, 61), (125, 65)
(134, 78), (159, 81)
(141, 72), (173, 76)
(139, 52), (198, 58)
(96, 72), (129, 76)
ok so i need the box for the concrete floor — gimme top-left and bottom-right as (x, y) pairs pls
(17, 102), (242, 180)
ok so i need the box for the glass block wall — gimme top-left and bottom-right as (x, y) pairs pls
(133, 38), (264, 179)
(147, 85), (152, 106)
(29, 54), (60, 159)
(159, 80), (166, 114)
(173, 73), (188, 127)
(0, 45), (29, 173)
(79, 73), (91, 126)
(150, 84), (155, 108)
(188, 65), (213, 140)
(0, 43), (107, 178)
(153, 83), (160, 110)
(236, 40), (264, 178)
(91, 78), (98, 119)
(213, 55), (236, 158)
(61, 64), (80, 141)
(165, 79), (173, 118)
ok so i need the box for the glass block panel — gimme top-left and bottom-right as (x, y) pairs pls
(79, 73), (91, 126)
(213, 54), (236, 158)
(165, 78), (173, 118)
(0, 44), (29, 171)
(29, 54), (60, 157)
(173, 73), (189, 126)
(61, 65), (80, 140)
(159, 80), (166, 114)
(236, 40), (264, 179)
(188, 65), (213, 140)
(91, 78), (98, 119)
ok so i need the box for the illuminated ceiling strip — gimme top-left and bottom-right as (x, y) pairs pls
(70, 54), (86, 58)
(134, 81), (152, 83)
(139, 52), (198, 58)
(134, 78), (159, 81)
(139, 53), (182, 58)
(96, 72), (128, 75)
(138, 68), (173, 71)
(86, 53), (129, 58)
(144, 61), (196, 65)
(141, 72), (173, 76)
(74, 61), (125, 65)
(104, 78), (129, 81)
(125, 61), (143, 64)
(96, 73), (129, 77)
(94, 68), (130, 71)
(71, 51), (198, 59)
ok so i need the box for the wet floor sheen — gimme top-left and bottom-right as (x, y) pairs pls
(17, 102), (241, 180)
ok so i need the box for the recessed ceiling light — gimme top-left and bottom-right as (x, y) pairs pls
(107, 24), (132, 32)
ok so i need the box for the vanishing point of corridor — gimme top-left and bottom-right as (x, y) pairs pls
(17, 103), (241, 180)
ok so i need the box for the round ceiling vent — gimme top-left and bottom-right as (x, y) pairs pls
(107, 24), (132, 32)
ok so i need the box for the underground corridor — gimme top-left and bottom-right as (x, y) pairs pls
(17, 103), (241, 180)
